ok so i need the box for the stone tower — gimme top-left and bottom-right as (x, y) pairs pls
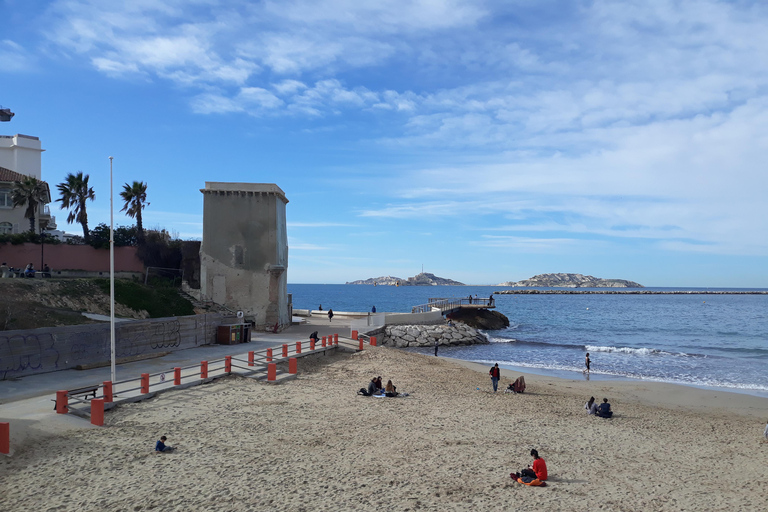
(200, 182), (289, 330)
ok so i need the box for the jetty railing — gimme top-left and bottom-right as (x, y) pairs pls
(412, 297), (494, 313)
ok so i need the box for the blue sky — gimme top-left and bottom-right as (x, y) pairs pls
(2, 0), (767, 286)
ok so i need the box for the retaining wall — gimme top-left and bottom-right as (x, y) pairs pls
(0, 313), (230, 380)
(0, 243), (145, 272)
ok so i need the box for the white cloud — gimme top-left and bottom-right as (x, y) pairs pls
(0, 39), (34, 72)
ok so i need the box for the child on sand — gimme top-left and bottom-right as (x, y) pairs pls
(155, 436), (174, 453)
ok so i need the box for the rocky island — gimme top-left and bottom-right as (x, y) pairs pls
(347, 272), (465, 286)
(498, 273), (643, 288)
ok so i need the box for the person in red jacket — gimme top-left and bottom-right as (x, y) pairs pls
(489, 363), (501, 392)
(518, 449), (547, 481)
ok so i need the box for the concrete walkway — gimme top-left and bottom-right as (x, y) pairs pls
(0, 317), (355, 455)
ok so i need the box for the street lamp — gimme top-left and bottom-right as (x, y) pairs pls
(109, 156), (116, 384)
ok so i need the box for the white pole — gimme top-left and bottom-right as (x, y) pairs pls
(109, 156), (116, 384)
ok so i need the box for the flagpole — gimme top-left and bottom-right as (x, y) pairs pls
(109, 156), (116, 384)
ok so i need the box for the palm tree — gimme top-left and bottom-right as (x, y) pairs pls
(120, 181), (149, 241)
(56, 172), (95, 242)
(11, 176), (49, 233)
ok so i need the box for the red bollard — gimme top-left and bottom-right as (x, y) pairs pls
(103, 381), (113, 403)
(1, 422), (9, 454)
(174, 367), (181, 386)
(352, 330), (358, 340)
(56, 390), (68, 414)
(370, 336), (377, 347)
(289, 357), (297, 374)
(248, 351), (255, 367)
(310, 340), (316, 350)
(267, 363), (276, 381)
(296, 341), (302, 354)
(225, 356), (232, 373)
(322, 336), (327, 347)
(140, 374), (150, 394)
(282, 344), (288, 358)
(334, 334), (339, 344)
(91, 398), (105, 427)
(201, 361), (208, 379)
(359, 339), (364, 350)
(266, 348), (273, 362)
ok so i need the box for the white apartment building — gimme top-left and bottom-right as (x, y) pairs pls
(0, 134), (55, 234)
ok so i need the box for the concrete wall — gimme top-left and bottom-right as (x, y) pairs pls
(0, 244), (145, 272)
(200, 182), (289, 330)
(0, 134), (43, 179)
(0, 313), (228, 380)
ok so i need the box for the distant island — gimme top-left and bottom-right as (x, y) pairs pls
(347, 272), (465, 286)
(498, 273), (643, 288)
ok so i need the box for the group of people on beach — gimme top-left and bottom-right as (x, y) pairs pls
(358, 376), (400, 397)
(585, 396), (613, 418)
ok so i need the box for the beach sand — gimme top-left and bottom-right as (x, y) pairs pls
(1, 346), (767, 511)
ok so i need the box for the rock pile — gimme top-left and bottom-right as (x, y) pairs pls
(382, 324), (488, 348)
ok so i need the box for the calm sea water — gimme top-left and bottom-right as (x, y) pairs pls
(288, 284), (768, 396)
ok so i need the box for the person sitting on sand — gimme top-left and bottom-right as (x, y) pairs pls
(512, 376), (526, 393)
(585, 396), (598, 415)
(375, 376), (383, 391)
(385, 380), (398, 397)
(516, 449), (547, 481)
(596, 398), (613, 418)
(155, 435), (174, 453)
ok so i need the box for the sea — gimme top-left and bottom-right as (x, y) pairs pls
(288, 284), (768, 397)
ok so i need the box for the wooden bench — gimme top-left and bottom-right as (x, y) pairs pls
(52, 385), (100, 410)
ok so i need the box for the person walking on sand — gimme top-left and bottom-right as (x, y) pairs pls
(584, 352), (591, 374)
(328, 309), (334, 322)
(155, 435), (174, 453)
(489, 363), (501, 392)
(763, 420), (768, 441)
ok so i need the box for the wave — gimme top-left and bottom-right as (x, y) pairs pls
(585, 345), (670, 356)
(485, 335), (700, 358)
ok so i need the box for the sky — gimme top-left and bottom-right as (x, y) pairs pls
(2, 0), (767, 286)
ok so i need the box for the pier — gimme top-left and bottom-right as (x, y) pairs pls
(411, 297), (495, 314)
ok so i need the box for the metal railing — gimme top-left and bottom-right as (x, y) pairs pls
(412, 297), (495, 313)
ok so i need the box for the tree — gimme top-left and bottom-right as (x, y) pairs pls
(11, 176), (48, 233)
(119, 181), (149, 241)
(57, 172), (95, 243)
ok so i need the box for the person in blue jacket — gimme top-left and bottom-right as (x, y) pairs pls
(155, 435), (175, 453)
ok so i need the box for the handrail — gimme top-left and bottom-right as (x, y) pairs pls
(411, 296), (494, 313)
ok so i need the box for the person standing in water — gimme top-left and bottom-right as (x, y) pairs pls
(584, 352), (591, 374)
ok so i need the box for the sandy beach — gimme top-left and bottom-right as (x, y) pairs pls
(2, 345), (767, 511)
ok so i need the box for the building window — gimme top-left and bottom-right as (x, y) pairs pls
(0, 188), (11, 208)
(0, 222), (12, 234)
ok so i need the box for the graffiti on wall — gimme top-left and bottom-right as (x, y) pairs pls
(0, 313), (226, 379)
(0, 332), (61, 380)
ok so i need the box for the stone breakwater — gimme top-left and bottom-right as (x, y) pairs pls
(495, 290), (768, 295)
(382, 324), (488, 348)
